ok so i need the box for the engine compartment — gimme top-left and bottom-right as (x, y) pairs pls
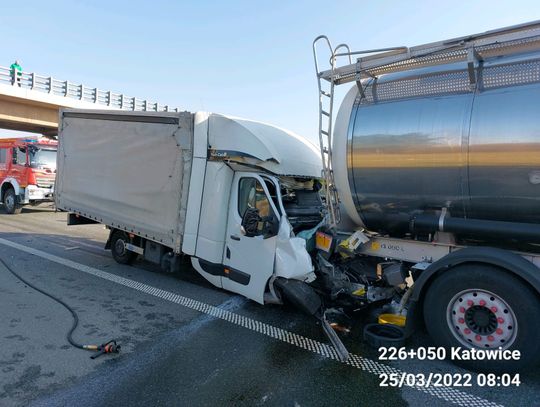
(279, 177), (324, 233)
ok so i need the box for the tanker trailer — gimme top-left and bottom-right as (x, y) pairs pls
(311, 21), (540, 372)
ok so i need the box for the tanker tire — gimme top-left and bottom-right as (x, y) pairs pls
(423, 264), (540, 372)
(110, 230), (137, 265)
(3, 188), (22, 214)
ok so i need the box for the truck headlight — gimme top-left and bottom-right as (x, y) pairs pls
(27, 185), (38, 196)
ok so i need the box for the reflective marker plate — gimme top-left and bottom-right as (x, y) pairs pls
(316, 231), (333, 252)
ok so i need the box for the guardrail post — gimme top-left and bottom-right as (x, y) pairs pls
(132, 97), (136, 110)
(65, 81), (69, 96)
(48, 77), (53, 93)
(94, 88), (98, 103)
(120, 94), (124, 109)
(10, 69), (21, 86)
(30, 73), (35, 89)
(80, 84), (84, 100)
(107, 91), (111, 106)
(165, 105), (169, 112)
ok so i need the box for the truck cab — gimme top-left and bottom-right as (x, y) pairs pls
(0, 137), (57, 214)
(181, 113), (324, 305)
(190, 170), (321, 304)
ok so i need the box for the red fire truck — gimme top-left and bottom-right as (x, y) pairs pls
(0, 137), (57, 214)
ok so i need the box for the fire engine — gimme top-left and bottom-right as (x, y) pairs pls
(0, 137), (57, 214)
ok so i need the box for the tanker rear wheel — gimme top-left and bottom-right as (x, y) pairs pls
(423, 264), (540, 372)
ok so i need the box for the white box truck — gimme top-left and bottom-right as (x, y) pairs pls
(56, 109), (324, 307)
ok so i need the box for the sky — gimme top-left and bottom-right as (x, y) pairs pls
(1, 0), (539, 144)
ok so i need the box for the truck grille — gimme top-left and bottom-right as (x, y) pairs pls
(36, 178), (54, 188)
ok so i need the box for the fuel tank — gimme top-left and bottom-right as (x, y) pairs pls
(333, 50), (540, 234)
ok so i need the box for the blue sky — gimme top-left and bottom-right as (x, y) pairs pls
(1, 1), (539, 143)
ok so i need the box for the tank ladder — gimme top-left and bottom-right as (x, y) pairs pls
(312, 36), (351, 228)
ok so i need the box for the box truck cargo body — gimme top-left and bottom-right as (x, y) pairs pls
(56, 109), (323, 305)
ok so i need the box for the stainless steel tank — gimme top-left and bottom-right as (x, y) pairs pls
(333, 51), (540, 233)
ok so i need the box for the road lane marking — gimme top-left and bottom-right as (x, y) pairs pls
(65, 238), (106, 250)
(0, 236), (502, 407)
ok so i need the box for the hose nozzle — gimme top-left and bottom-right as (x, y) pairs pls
(89, 340), (121, 359)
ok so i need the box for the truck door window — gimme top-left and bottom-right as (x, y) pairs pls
(16, 147), (27, 165)
(262, 178), (282, 216)
(0, 148), (6, 163)
(238, 178), (272, 219)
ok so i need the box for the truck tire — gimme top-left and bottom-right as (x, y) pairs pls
(3, 188), (22, 214)
(110, 230), (137, 265)
(423, 264), (540, 372)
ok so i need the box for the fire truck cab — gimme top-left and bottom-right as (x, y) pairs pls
(0, 137), (57, 214)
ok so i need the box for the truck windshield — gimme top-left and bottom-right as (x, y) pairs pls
(29, 147), (57, 169)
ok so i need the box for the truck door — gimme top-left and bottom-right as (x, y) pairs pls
(223, 172), (280, 304)
(0, 147), (7, 179)
(11, 146), (26, 185)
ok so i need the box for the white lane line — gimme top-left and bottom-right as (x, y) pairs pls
(0, 236), (502, 407)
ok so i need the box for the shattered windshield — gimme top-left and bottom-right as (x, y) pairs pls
(29, 147), (57, 169)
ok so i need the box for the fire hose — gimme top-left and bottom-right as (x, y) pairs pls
(0, 257), (120, 359)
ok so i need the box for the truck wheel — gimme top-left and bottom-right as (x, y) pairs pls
(110, 230), (137, 265)
(3, 188), (22, 214)
(423, 264), (540, 372)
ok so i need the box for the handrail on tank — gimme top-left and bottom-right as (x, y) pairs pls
(333, 46), (409, 60)
(313, 35), (334, 77)
(318, 19), (540, 85)
(332, 44), (353, 66)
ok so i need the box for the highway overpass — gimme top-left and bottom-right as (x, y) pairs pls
(0, 66), (177, 137)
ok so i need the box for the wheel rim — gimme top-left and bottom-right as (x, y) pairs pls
(447, 288), (518, 349)
(5, 193), (14, 210)
(114, 238), (127, 256)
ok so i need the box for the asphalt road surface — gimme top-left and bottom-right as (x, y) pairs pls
(0, 206), (539, 407)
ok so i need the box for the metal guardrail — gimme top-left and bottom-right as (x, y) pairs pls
(0, 66), (179, 112)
